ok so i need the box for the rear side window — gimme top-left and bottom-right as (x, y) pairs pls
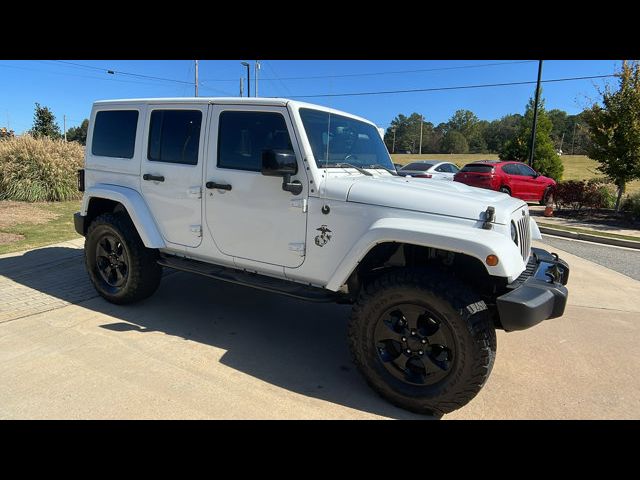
(460, 164), (494, 173)
(218, 111), (293, 172)
(148, 110), (202, 165)
(502, 164), (520, 175)
(91, 110), (139, 158)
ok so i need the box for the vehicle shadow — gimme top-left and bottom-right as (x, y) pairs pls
(0, 246), (436, 420)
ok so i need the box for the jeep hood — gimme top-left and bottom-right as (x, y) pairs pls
(322, 175), (526, 225)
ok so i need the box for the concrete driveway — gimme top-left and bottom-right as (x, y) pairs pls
(0, 238), (638, 419)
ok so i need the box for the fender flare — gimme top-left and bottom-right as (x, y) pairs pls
(81, 184), (165, 248)
(325, 217), (524, 291)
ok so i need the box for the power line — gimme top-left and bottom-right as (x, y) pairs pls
(0, 62), (186, 89)
(262, 60), (293, 97)
(200, 60), (537, 82)
(290, 74), (617, 99)
(51, 60), (194, 85)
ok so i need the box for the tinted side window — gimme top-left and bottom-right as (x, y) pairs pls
(218, 111), (293, 172)
(435, 165), (446, 172)
(148, 110), (202, 165)
(502, 164), (519, 175)
(448, 164), (460, 173)
(404, 163), (431, 171)
(517, 164), (536, 176)
(91, 110), (138, 158)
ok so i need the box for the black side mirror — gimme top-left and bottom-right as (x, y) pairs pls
(261, 149), (302, 195)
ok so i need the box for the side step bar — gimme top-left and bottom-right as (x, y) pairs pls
(157, 254), (339, 303)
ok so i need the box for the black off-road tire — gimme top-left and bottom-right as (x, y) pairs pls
(499, 186), (511, 195)
(348, 268), (496, 416)
(85, 212), (162, 304)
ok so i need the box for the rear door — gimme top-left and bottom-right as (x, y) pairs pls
(140, 104), (208, 248)
(501, 163), (528, 199)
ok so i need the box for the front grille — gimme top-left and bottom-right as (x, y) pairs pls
(515, 210), (531, 261)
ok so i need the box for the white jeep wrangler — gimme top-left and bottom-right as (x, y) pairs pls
(74, 97), (569, 415)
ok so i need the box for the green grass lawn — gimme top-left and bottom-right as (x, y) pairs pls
(391, 154), (640, 195)
(0, 200), (82, 255)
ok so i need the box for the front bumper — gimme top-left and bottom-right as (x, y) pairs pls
(496, 247), (569, 332)
(74, 212), (86, 236)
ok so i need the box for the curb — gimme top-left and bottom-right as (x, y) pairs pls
(538, 225), (640, 250)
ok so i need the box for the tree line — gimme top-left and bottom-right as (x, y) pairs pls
(384, 103), (590, 156)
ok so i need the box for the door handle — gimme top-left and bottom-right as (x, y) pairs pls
(143, 174), (165, 182)
(206, 181), (232, 191)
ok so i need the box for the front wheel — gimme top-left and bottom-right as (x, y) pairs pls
(499, 186), (511, 195)
(348, 269), (496, 416)
(85, 212), (162, 304)
(540, 186), (553, 206)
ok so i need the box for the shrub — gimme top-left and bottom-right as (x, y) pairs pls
(554, 179), (616, 212)
(622, 192), (640, 220)
(0, 135), (84, 202)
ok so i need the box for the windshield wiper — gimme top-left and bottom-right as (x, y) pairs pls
(328, 163), (373, 176)
(367, 164), (398, 175)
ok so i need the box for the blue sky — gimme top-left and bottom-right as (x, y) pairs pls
(0, 60), (620, 134)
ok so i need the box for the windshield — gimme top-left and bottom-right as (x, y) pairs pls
(299, 108), (394, 171)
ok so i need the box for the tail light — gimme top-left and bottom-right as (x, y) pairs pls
(77, 169), (85, 192)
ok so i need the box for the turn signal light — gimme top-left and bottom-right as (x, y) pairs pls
(485, 255), (499, 266)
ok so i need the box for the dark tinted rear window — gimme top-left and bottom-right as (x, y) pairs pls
(91, 110), (138, 159)
(460, 164), (494, 173)
(148, 110), (202, 165)
(402, 162), (435, 171)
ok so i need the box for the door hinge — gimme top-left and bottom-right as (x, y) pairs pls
(190, 225), (202, 237)
(288, 242), (305, 256)
(188, 186), (202, 199)
(290, 198), (308, 213)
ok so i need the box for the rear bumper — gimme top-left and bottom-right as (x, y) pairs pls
(496, 247), (569, 332)
(74, 212), (86, 236)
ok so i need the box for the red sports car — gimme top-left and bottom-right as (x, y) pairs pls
(453, 160), (556, 204)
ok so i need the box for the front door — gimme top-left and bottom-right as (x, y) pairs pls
(140, 104), (208, 248)
(204, 105), (308, 268)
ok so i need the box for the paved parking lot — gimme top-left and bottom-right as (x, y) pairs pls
(0, 238), (638, 419)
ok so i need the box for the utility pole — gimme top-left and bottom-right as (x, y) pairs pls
(559, 132), (565, 154)
(528, 60), (543, 167)
(63, 115), (67, 142)
(241, 62), (251, 97)
(392, 128), (396, 154)
(571, 122), (578, 155)
(194, 60), (199, 97)
(255, 60), (260, 97)
(419, 115), (424, 155)
(240, 78), (244, 97)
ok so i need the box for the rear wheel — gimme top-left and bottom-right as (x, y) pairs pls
(348, 268), (496, 416)
(499, 186), (511, 195)
(85, 212), (162, 304)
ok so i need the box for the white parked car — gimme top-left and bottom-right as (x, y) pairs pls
(398, 160), (460, 180)
(74, 97), (569, 416)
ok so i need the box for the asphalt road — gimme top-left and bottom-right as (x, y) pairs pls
(540, 234), (640, 281)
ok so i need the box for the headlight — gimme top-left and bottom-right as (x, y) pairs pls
(511, 221), (518, 244)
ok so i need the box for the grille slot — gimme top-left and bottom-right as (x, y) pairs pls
(516, 211), (531, 261)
